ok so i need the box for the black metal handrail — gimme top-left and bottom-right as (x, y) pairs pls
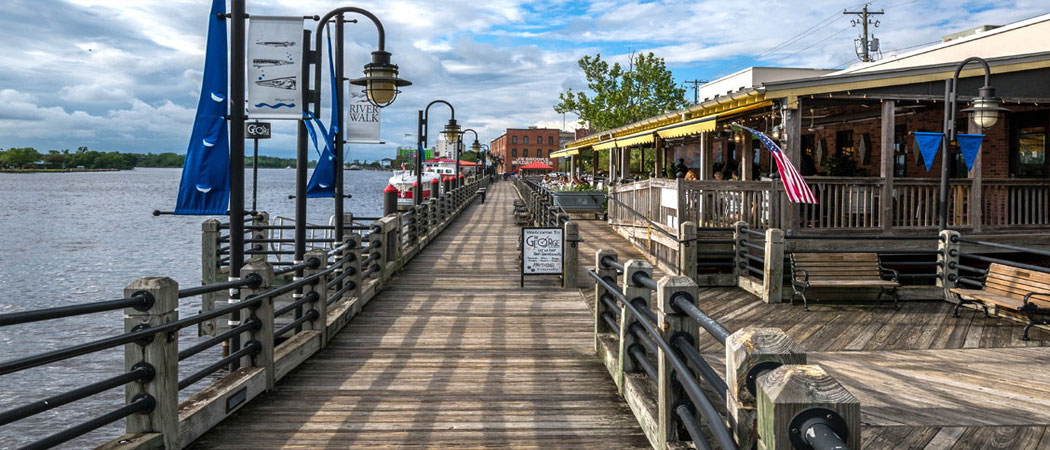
(955, 235), (1050, 258)
(274, 257), (322, 276)
(179, 341), (261, 390)
(0, 294), (153, 327)
(0, 363), (154, 427)
(178, 274), (261, 299)
(787, 234), (939, 240)
(959, 252), (1050, 275)
(588, 268), (737, 450)
(24, 393), (155, 450)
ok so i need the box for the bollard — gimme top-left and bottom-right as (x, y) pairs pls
(562, 221), (579, 289)
(383, 184), (398, 216)
(619, 259), (652, 392)
(756, 365), (860, 450)
(250, 212), (269, 258)
(656, 276), (700, 447)
(763, 228), (785, 304)
(725, 327), (806, 449)
(430, 178), (441, 202)
(239, 260), (274, 389)
(200, 219), (222, 337)
(594, 250), (619, 354)
(678, 221), (697, 280)
(123, 277), (179, 449)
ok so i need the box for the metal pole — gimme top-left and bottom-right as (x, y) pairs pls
(938, 78), (954, 230)
(295, 29), (311, 269)
(416, 109), (424, 205)
(228, 0), (246, 369)
(251, 134), (259, 213)
(334, 15), (345, 240)
(455, 140), (461, 187)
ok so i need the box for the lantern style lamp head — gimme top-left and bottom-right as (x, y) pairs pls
(349, 50), (412, 108)
(961, 86), (1010, 129)
(471, 139), (481, 153)
(442, 119), (462, 143)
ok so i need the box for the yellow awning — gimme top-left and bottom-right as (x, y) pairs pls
(657, 116), (717, 139)
(592, 130), (655, 151)
(550, 148), (580, 158)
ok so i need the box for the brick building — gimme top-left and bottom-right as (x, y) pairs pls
(489, 127), (561, 172)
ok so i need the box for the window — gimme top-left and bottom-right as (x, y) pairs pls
(893, 125), (907, 178)
(523, 149), (529, 157)
(512, 149), (518, 158)
(512, 136), (518, 144)
(523, 136), (529, 144)
(537, 136), (543, 145)
(548, 136), (554, 145)
(835, 130), (855, 156)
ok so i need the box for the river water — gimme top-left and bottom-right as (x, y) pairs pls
(0, 167), (387, 448)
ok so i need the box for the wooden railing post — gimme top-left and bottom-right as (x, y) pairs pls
(655, 276), (700, 448)
(239, 260), (274, 390)
(679, 221), (697, 279)
(123, 276), (179, 449)
(619, 259), (652, 392)
(562, 220), (579, 289)
(756, 366), (860, 450)
(938, 229), (961, 291)
(304, 248), (329, 344)
(594, 250), (618, 354)
(426, 198), (439, 240)
(249, 212), (269, 259)
(200, 219), (222, 337)
(725, 327), (806, 449)
(763, 228), (785, 304)
(347, 233), (363, 302)
(733, 221), (748, 278)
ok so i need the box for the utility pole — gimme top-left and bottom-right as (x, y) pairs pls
(683, 79), (707, 105)
(844, 3), (884, 62)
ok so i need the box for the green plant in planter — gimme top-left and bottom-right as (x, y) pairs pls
(821, 153), (867, 177)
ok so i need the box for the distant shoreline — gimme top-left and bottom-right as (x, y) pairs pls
(0, 168), (121, 173)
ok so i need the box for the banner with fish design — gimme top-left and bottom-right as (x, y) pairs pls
(174, 0), (229, 215)
(246, 16), (303, 120)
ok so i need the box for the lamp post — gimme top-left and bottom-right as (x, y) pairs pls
(416, 101), (460, 205)
(461, 128), (481, 187)
(938, 56), (1009, 230)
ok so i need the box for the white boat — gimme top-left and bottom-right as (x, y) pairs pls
(386, 159), (467, 207)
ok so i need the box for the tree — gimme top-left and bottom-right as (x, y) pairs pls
(0, 147), (41, 167)
(555, 52), (688, 132)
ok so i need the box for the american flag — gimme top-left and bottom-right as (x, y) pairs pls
(733, 123), (818, 204)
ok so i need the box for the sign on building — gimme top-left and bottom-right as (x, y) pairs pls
(513, 157), (550, 166)
(246, 16), (303, 120)
(346, 90), (381, 144)
(521, 227), (563, 286)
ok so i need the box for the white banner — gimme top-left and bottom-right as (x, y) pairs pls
(345, 90), (381, 144)
(247, 16), (303, 120)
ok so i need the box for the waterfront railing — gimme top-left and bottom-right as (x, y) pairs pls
(0, 176), (486, 449)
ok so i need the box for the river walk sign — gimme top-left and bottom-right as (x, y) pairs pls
(521, 227), (563, 287)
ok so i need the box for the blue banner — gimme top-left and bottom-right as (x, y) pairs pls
(174, 0), (230, 215)
(913, 132), (944, 172)
(306, 27), (339, 198)
(957, 134), (984, 172)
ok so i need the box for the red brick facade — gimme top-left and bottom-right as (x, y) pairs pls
(489, 128), (561, 172)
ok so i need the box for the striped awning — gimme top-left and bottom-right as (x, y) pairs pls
(550, 147), (581, 158)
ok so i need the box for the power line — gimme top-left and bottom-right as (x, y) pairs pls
(755, 0), (870, 59)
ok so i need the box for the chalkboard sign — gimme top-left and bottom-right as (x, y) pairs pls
(521, 227), (563, 286)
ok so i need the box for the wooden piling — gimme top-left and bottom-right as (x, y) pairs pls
(756, 365), (860, 450)
(123, 276), (179, 449)
(239, 259), (274, 390)
(656, 276), (700, 447)
(725, 327), (806, 449)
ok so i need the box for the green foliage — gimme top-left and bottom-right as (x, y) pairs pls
(0, 147), (42, 167)
(0, 147), (310, 170)
(554, 52), (689, 132)
(821, 153), (867, 177)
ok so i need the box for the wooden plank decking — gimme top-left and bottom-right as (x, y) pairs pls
(188, 182), (648, 449)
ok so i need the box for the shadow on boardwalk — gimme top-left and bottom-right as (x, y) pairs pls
(188, 182), (648, 449)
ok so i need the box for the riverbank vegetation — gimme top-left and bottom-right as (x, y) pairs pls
(0, 147), (311, 170)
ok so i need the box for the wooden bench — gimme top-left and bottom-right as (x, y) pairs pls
(948, 263), (1050, 340)
(789, 253), (901, 310)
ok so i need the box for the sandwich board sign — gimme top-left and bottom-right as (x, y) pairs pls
(521, 227), (563, 287)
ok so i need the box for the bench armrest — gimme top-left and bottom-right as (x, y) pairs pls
(879, 264), (900, 284)
(792, 267), (810, 288)
(1022, 292), (1050, 308)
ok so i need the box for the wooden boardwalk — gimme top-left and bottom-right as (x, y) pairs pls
(571, 216), (1050, 448)
(189, 182), (648, 449)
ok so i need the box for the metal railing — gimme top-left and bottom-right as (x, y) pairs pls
(590, 251), (856, 450)
(0, 176), (487, 449)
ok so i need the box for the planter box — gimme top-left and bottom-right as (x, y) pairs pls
(552, 191), (606, 212)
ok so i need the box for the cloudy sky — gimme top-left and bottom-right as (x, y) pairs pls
(0, 0), (1045, 161)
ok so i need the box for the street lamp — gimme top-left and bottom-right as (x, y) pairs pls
(416, 100), (458, 205)
(460, 128), (481, 187)
(938, 56), (1010, 230)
